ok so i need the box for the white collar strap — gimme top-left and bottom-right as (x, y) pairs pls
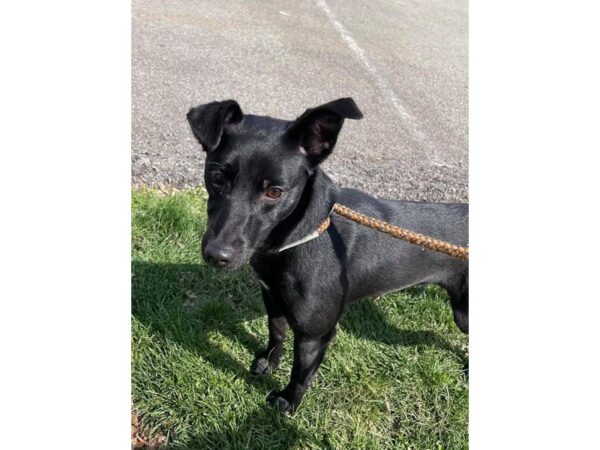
(277, 217), (331, 253)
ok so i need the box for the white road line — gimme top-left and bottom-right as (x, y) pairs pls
(315, 0), (411, 121)
(315, 0), (444, 165)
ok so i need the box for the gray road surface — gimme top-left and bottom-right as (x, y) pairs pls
(132, 0), (468, 202)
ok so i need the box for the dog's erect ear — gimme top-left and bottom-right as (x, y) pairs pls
(187, 100), (244, 151)
(286, 97), (363, 165)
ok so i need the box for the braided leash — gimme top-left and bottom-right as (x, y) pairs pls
(332, 203), (469, 261)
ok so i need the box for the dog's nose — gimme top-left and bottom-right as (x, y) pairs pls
(204, 242), (235, 269)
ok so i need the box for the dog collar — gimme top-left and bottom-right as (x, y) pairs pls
(277, 216), (331, 253)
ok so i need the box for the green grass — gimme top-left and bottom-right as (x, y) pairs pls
(132, 188), (469, 450)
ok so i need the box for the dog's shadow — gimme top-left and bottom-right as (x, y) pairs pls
(132, 261), (466, 447)
(340, 294), (468, 368)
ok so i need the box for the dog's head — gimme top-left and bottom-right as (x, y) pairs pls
(186, 98), (363, 270)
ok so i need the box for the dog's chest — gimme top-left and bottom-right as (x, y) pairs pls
(250, 259), (303, 303)
(250, 263), (286, 296)
(249, 257), (279, 293)
(251, 270), (271, 292)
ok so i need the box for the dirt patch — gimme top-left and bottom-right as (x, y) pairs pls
(131, 411), (167, 449)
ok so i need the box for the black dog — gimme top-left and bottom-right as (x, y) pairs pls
(187, 98), (468, 414)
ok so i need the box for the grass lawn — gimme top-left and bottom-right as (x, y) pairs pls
(132, 188), (469, 450)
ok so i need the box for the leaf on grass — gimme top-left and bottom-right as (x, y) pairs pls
(131, 411), (167, 449)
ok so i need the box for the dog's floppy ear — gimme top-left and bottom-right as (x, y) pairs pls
(286, 97), (363, 165)
(187, 100), (244, 151)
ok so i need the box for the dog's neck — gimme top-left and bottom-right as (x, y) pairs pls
(261, 168), (339, 255)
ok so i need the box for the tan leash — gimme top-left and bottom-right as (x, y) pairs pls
(331, 203), (469, 261)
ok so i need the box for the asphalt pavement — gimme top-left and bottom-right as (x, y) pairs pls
(132, 0), (468, 202)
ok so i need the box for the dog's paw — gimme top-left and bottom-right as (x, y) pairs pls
(266, 391), (294, 415)
(249, 356), (270, 375)
(250, 348), (282, 375)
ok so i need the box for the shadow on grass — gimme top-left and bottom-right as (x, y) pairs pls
(132, 261), (279, 391)
(341, 295), (468, 368)
(132, 261), (466, 447)
(133, 261), (309, 448)
(169, 407), (321, 450)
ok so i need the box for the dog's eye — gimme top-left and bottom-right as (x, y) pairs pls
(265, 187), (283, 199)
(209, 171), (225, 185)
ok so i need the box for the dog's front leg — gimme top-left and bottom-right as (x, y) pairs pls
(250, 288), (288, 375)
(267, 328), (336, 414)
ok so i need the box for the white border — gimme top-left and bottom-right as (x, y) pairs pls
(470, 1), (600, 448)
(0, 1), (131, 448)
(0, 1), (599, 448)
